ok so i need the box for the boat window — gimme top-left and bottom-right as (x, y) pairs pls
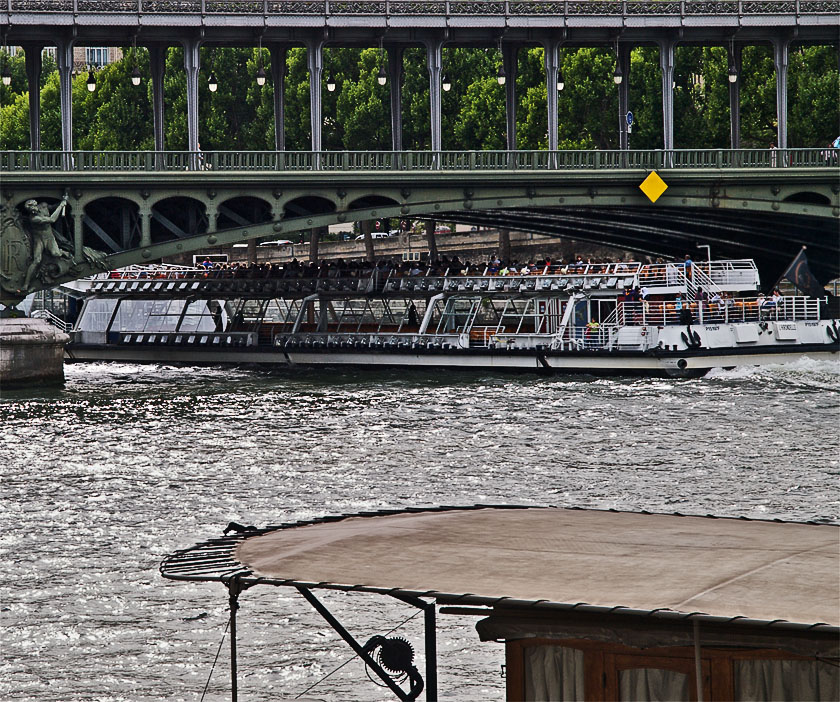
(524, 645), (585, 701)
(76, 298), (117, 332)
(110, 299), (186, 333)
(733, 659), (838, 701)
(180, 300), (221, 333)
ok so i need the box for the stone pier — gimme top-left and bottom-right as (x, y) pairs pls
(0, 318), (69, 388)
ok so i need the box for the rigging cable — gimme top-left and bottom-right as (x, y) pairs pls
(294, 607), (423, 699)
(200, 615), (231, 702)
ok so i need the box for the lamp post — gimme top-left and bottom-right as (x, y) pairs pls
(326, 74), (336, 92)
(441, 73), (451, 92)
(496, 38), (506, 85)
(86, 66), (96, 92)
(208, 72), (217, 92)
(256, 36), (266, 86)
(130, 35), (141, 85)
(377, 38), (387, 86)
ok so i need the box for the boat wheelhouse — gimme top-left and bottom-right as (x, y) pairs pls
(68, 258), (838, 376)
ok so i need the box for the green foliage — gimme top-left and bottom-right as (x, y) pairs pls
(0, 43), (837, 152)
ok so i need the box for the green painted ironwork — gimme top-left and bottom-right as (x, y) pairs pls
(2, 149), (837, 172)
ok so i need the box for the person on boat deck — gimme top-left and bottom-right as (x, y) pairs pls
(683, 254), (693, 279)
(586, 318), (599, 336)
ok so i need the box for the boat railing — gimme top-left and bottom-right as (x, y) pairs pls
(616, 296), (821, 326)
(637, 259), (758, 295)
(273, 331), (462, 351)
(31, 308), (72, 333)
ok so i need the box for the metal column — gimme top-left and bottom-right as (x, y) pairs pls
(544, 40), (559, 153)
(56, 40), (73, 154)
(773, 38), (789, 149)
(183, 39), (200, 153)
(423, 602), (437, 701)
(617, 43), (631, 151)
(270, 45), (287, 152)
(307, 40), (324, 153)
(728, 43), (742, 149)
(72, 210), (83, 263)
(388, 45), (404, 152)
(149, 46), (166, 153)
(659, 39), (676, 151)
(426, 40), (443, 153)
(502, 43), (518, 151)
(23, 43), (42, 152)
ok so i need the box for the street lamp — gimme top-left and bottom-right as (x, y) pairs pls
(130, 35), (141, 86)
(557, 68), (565, 92)
(1, 59), (10, 87)
(208, 72), (218, 92)
(326, 74), (336, 92)
(441, 73), (451, 92)
(613, 65), (623, 85)
(728, 65), (738, 83)
(86, 67), (96, 92)
(255, 37), (266, 86)
(377, 38), (387, 86)
(497, 63), (506, 86)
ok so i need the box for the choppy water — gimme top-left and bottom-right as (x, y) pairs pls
(2, 359), (839, 701)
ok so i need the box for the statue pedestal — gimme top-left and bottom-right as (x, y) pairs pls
(0, 318), (69, 388)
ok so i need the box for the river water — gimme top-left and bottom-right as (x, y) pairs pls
(2, 359), (838, 701)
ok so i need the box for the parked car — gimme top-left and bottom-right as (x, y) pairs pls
(434, 225), (452, 234)
(355, 232), (392, 240)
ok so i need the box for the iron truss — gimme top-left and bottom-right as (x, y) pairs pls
(5, 1), (840, 16)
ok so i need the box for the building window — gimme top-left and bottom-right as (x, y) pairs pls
(85, 47), (109, 67)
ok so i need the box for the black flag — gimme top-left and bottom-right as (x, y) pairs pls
(778, 247), (826, 298)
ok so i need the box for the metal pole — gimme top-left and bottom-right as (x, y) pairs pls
(424, 603), (437, 702)
(229, 583), (240, 702)
(693, 620), (703, 702)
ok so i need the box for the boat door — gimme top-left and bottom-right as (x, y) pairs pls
(604, 653), (711, 701)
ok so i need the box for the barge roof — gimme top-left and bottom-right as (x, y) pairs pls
(161, 506), (839, 633)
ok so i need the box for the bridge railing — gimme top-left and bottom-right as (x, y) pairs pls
(6, 1), (838, 17)
(1, 149), (836, 172)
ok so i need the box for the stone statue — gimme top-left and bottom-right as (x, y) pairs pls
(0, 198), (109, 306)
(23, 197), (73, 289)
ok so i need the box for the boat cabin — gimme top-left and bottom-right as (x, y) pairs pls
(160, 506), (839, 701)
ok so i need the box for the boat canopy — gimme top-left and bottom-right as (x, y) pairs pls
(162, 506), (838, 641)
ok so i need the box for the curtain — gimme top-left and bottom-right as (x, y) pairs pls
(618, 667), (690, 701)
(524, 645), (585, 701)
(735, 659), (840, 701)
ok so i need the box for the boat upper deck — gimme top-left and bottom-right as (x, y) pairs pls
(84, 259), (760, 301)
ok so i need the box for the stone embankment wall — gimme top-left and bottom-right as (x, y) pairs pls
(0, 318), (69, 387)
(171, 229), (623, 266)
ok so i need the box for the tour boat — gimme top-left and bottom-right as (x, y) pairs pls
(67, 258), (839, 377)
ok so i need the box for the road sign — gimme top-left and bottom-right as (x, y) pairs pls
(626, 111), (634, 126)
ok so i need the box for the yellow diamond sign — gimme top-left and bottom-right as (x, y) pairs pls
(639, 170), (668, 203)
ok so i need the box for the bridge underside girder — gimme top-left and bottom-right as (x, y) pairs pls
(441, 206), (840, 286)
(4, 168), (838, 295)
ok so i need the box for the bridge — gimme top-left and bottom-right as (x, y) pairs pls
(2, 1), (838, 157)
(1, 147), (837, 305)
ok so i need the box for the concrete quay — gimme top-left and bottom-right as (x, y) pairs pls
(0, 318), (69, 389)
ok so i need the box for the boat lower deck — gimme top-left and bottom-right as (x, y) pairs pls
(66, 340), (838, 378)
